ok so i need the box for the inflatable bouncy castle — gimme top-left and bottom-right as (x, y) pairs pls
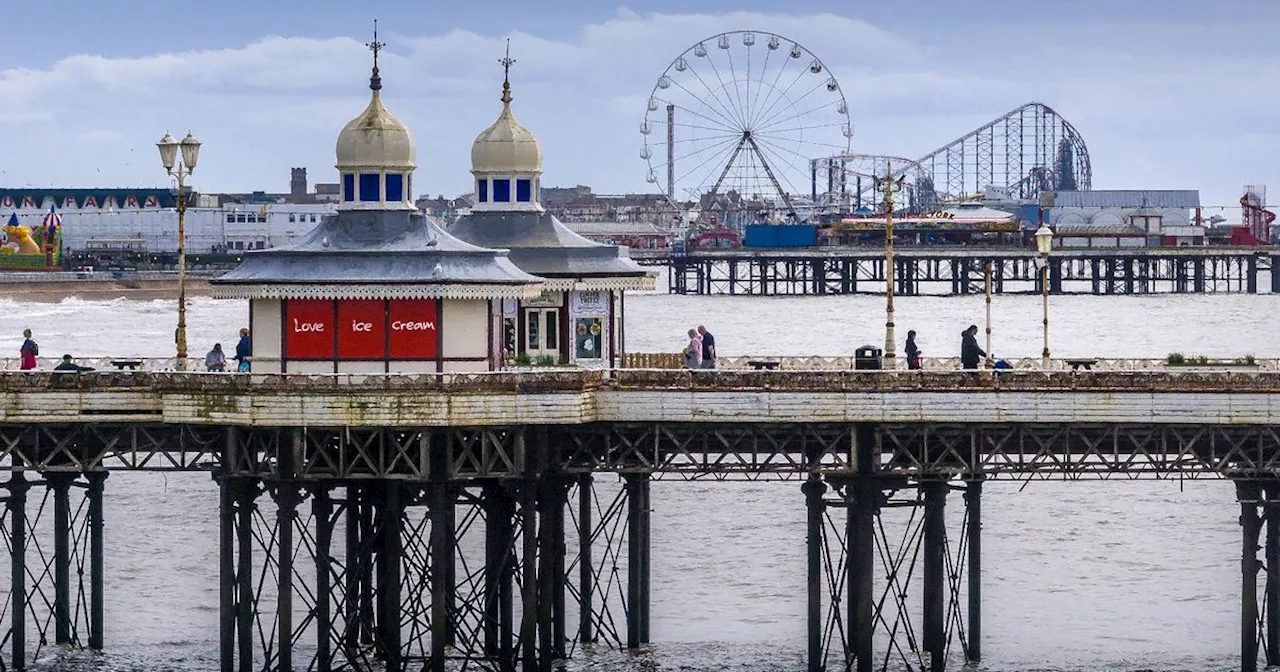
(0, 208), (63, 270)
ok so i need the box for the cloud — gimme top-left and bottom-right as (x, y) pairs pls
(0, 9), (1274, 211)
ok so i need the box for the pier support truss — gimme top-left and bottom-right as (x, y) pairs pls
(0, 468), (107, 671)
(213, 428), (644, 672)
(669, 252), (1278, 297)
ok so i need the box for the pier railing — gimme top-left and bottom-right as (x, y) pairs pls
(2, 367), (1280, 393)
(4, 354), (1278, 373)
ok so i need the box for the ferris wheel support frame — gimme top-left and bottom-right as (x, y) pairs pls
(698, 132), (800, 228)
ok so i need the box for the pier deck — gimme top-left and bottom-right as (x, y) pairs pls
(2, 367), (1279, 672)
(659, 246), (1280, 295)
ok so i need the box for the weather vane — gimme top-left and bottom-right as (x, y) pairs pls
(367, 19), (385, 91)
(500, 38), (515, 103)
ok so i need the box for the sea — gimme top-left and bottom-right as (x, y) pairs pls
(1, 284), (1276, 671)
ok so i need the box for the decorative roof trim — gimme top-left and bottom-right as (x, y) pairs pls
(537, 276), (656, 292)
(211, 282), (543, 301)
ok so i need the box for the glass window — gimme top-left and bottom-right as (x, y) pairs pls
(288, 214), (296, 223)
(226, 214), (234, 223)
(385, 173), (404, 202)
(526, 313), (539, 351)
(236, 214), (247, 223)
(477, 179), (488, 203)
(545, 310), (558, 350)
(342, 174), (355, 202)
(359, 173), (381, 202)
(516, 179), (532, 202)
(493, 179), (511, 202)
(309, 214), (316, 223)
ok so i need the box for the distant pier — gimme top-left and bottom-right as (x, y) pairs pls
(644, 247), (1280, 296)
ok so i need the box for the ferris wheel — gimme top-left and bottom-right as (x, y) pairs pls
(641, 31), (852, 226)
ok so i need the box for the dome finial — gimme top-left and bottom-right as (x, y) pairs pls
(499, 38), (515, 104)
(366, 19), (385, 92)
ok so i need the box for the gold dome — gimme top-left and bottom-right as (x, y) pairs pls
(336, 89), (416, 172)
(471, 81), (542, 175)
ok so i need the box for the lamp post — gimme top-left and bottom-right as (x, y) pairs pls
(876, 162), (906, 368)
(1034, 223), (1054, 369)
(157, 131), (201, 371)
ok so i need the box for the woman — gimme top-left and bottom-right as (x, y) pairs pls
(905, 330), (921, 370)
(205, 343), (227, 372)
(233, 328), (252, 372)
(683, 328), (703, 370)
(19, 329), (38, 371)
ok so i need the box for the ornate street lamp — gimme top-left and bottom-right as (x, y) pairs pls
(157, 130), (201, 371)
(1034, 223), (1054, 369)
(875, 163), (906, 368)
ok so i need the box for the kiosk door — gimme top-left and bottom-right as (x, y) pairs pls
(524, 308), (560, 362)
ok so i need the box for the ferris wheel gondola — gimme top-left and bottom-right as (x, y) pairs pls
(642, 30), (852, 227)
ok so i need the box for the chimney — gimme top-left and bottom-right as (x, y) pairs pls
(290, 167), (307, 198)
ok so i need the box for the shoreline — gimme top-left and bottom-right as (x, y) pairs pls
(0, 272), (216, 302)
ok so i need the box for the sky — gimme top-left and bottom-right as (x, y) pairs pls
(0, 0), (1276, 215)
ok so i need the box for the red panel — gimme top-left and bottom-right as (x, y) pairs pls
(338, 299), (386, 359)
(388, 299), (438, 359)
(285, 299), (334, 360)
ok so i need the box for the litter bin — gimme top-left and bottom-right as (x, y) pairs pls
(854, 345), (883, 370)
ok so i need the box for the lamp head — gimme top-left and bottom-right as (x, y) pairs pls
(1034, 223), (1054, 255)
(157, 132), (178, 173)
(179, 131), (201, 172)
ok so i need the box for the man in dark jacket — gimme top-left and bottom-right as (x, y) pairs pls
(960, 325), (986, 370)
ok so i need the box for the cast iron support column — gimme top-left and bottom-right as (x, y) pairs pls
(1239, 480), (1262, 672)
(804, 476), (826, 672)
(625, 473), (647, 650)
(276, 432), (301, 672)
(87, 471), (106, 650)
(343, 485), (362, 659)
(314, 487), (333, 672)
(381, 483), (403, 670)
(444, 486), (458, 648)
(218, 429), (237, 672)
(965, 475), (983, 662)
(236, 480), (255, 672)
(849, 423), (877, 672)
(483, 482), (504, 658)
(85, 471), (105, 650)
(500, 485), (516, 670)
(639, 474), (652, 645)
(431, 479), (450, 672)
(521, 472), (539, 672)
(578, 473), (594, 644)
(922, 480), (948, 672)
(51, 473), (73, 646)
(1266, 483), (1280, 666)
(9, 468), (27, 671)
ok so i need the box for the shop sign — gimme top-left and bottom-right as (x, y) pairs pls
(338, 299), (385, 359)
(389, 299), (438, 359)
(285, 299), (334, 359)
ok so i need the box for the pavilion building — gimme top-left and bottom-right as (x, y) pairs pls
(448, 55), (655, 367)
(211, 39), (542, 374)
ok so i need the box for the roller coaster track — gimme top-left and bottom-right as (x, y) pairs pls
(811, 101), (1092, 210)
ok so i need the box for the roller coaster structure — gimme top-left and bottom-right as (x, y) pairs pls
(811, 102), (1092, 212)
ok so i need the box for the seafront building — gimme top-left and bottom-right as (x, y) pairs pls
(446, 60), (654, 367)
(210, 46), (542, 374)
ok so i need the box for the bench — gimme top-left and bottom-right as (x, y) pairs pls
(747, 360), (781, 371)
(1064, 358), (1098, 372)
(110, 359), (144, 371)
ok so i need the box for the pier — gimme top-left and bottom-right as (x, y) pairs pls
(2, 366), (1280, 671)
(658, 248), (1280, 296)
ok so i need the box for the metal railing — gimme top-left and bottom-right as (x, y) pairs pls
(3, 354), (1278, 373)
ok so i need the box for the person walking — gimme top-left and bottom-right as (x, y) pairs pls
(19, 329), (38, 370)
(905, 330), (922, 370)
(697, 325), (716, 369)
(960, 324), (986, 371)
(205, 343), (227, 372)
(233, 328), (252, 373)
(684, 328), (703, 370)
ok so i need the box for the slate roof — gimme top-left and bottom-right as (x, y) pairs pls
(212, 209), (540, 294)
(448, 211), (654, 279)
(1045, 190), (1200, 209)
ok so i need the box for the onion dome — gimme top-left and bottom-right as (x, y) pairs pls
(471, 70), (542, 176)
